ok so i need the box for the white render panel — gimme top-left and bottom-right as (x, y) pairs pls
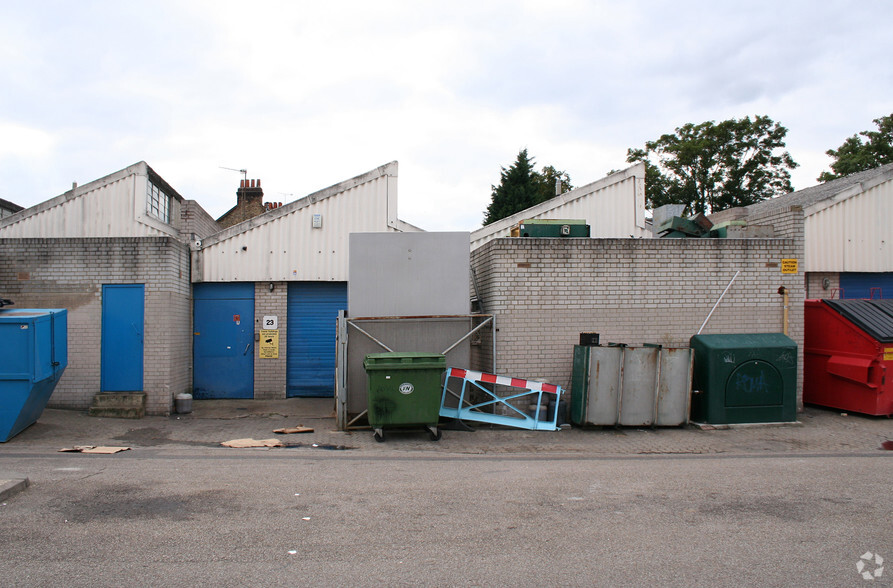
(196, 164), (412, 282)
(0, 162), (180, 238)
(804, 177), (893, 272)
(470, 163), (647, 251)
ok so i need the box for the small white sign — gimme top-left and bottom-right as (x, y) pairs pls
(262, 315), (278, 329)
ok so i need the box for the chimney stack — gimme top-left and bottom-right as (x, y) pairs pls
(217, 177), (266, 228)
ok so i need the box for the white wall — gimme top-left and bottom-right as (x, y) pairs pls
(193, 162), (422, 283)
(0, 162), (182, 239)
(804, 175), (893, 272)
(470, 163), (648, 251)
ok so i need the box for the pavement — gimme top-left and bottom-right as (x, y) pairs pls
(1, 398), (892, 501)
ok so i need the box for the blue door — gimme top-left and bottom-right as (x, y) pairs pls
(101, 284), (145, 391)
(840, 272), (893, 299)
(193, 283), (255, 399)
(287, 282), (347, 397)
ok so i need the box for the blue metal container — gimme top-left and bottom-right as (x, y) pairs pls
(0, 309), (68, 442)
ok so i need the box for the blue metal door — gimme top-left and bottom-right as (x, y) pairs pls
(840, 272), (893, 299)
(287, 282), (347, 397)
(193, 283), (255, 399)
(101, 284), (144, 391)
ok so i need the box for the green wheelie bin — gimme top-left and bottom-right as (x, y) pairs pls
(363, 352), (446, 442)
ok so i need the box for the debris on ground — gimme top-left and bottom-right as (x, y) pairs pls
(273, 426), (314, 434)
(58, 446), (131, 454)
(221, 438), (284, 448)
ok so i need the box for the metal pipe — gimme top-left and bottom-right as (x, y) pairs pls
(492, 314), (498, 374)
(346, 410), (368, 428)
(440, 316), (493, 355)
(778, 286), (790, 336)
(615, 346), (626, 426)
(698, 271), (741, 335)
(471, 267), (486, 314)
(651, 347), (663, 427)
(346, 321), (394, 352)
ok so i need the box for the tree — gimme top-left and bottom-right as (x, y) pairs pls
(627, 115), (798, 215)
(817, 114), (893, 182)
(483, 150), (573, 225)
(538, 165), (573, 199)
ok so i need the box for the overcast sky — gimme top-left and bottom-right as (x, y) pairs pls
(2, 1), (891, 230)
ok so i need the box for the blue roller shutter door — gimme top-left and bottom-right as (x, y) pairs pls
(840, 273), (893, 299)
(287, 282), (347, 397)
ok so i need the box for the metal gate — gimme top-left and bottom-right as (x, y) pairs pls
(335, 313), (495, 430)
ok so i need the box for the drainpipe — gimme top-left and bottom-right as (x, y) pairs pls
(777, 286), (789, 336)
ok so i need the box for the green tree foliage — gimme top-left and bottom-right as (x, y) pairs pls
(627, 115), (797, 214)
(483, 149), (573, 225)
(817, 114), (893, 182)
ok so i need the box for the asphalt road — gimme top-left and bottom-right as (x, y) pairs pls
(1, 449), (891, 587)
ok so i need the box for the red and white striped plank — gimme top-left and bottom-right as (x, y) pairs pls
(446, 368), (559, 394)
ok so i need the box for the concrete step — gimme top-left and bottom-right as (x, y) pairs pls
(88, 392), (146, 419)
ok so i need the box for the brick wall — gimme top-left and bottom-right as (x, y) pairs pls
(471, 207), (806, 404)
(806, 272), (840, 299)
(253, 281), (288, 399)
(0, 237), (192, 415)
(180, 200), (222, 241)
(217, 181), (265, 229)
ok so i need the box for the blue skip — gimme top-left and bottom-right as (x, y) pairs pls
(0, 309), (68, 442)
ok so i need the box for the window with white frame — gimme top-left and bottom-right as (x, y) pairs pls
(146, 180), (171, 223)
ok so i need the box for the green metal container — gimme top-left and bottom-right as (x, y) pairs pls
(363, 352), (446, 440)
(518, 220), (590, 238)
(570, 345), (591, 426)
(690, 333), (797, 424)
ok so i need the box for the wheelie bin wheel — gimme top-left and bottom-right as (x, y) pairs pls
(428, 427), (441, 442)
(373, 430), (385, 443)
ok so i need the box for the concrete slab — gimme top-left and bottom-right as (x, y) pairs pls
(2, 400), (892, 457)
(0, 477), (29, 502)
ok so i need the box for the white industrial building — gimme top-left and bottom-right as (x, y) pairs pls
(4, 155), (886, 418)
(711, 162), (893, 300)
(0, 161), (422, 413)
(470, 162), (648, 251)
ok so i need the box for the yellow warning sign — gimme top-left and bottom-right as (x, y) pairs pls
(885, 348), (893, 361)
(781, 259), (799, 274)
(259, 329), (279, 359)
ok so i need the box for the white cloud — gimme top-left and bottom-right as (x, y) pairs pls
(1, 0), (892, 225)
(0, 122), (55, 158)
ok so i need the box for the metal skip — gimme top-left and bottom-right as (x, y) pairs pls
(439, 368), (563, 431)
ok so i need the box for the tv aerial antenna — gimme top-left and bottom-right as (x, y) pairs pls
(219, 166), (248, 181)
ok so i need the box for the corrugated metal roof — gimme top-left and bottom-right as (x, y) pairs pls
(803, 171), (893, 272)
(0, 198), (24, 214)
(0, 161), (184, 239)
(708, 163), (893, 273)
(195, 162), (420, 282)
(711, 163), (893, 222)
(469, 162), (647, 251)
(824, 299), (893, 343)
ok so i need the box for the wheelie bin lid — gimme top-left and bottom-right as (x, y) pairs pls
(823, 299), (893, 343)
(363, 352), (446, 371)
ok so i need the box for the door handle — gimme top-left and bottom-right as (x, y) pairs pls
(243, 343), (252, 355)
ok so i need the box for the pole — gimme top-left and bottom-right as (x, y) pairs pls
(698, 271), (741, 335)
